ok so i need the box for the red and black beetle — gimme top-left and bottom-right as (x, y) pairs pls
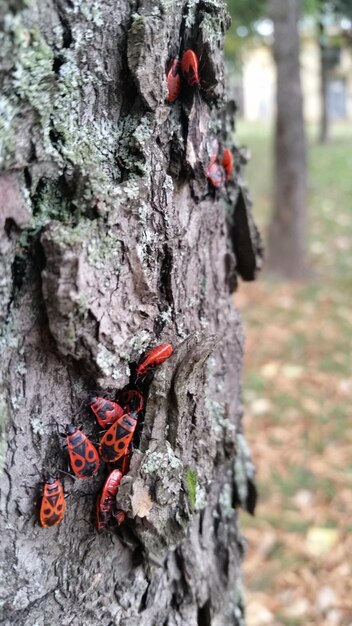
(88, 396), (124, 429)
(64, 425), (100, 479)
(39, 476), (66, 528)
(166, 57), (181, 102)
(96, 469), (123, 530)
(117, 388), (144, 414)
(136, 343), (173, 378)
(222, 148), (234, 181)
(99, 412), (138, 463)
(181, 49), (200, 86)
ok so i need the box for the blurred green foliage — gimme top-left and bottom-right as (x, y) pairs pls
(225, 0), (266, 63)
(331, 0), (352, 18)
(225, 0), (352, 65)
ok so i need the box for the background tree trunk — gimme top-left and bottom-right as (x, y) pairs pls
(318, 9), (330, 144)
(0, 1), (261, 625)
(267, 0), (309, 280)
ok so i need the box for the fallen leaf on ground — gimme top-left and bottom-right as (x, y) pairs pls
(305, 527), (339, 556)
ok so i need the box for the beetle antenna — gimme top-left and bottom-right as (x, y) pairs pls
(73, 398), (87, 417)
(57, 468), (76, 481)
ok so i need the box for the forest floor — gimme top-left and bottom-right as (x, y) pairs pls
(234, 121), (352, 626)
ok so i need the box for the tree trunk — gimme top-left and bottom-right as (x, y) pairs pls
(0, 2), (261, 625)
(267, 0), (309, 280)
(318, 9), (329, 143)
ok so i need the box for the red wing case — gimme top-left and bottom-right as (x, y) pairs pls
(66, 427), (100, 479)
(100, 469), (123, 504)
(89, 397), (124, 428)
(166, 58), (181, 102)
(118, 388), (144, 414)
(96, 469), (123, 530)
(40, 478), (66, 528)
(181, 49), (200, 86)
(222, 148), (234, 181)
(99, 413), (138, 462)
(136, 343), (173, 377)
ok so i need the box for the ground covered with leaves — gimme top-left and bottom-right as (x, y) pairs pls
(235, 122), (352, 626)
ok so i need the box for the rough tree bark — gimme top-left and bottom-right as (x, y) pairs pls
(267, 0), (309, 280)
(0, 1), (262, 625)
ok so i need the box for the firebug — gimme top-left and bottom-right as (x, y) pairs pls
(65, 425), (100, 479)
(181, 49), (200, 86)
(96, 469), (123, 530)
(166, 57), (181, 102)
(99, 412), (138, 463)
(88, 396), (124, 429)
(222, 148), (234, 181)
(117, 388), (144, 414)
(136, 343), (173, 378)
(39, 476), (66, 528)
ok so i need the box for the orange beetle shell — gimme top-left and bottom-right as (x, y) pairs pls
(166, 58), (181, 102)
(96, 469), (123, 530)
(65, 425), (100, 479)
(89, 396), (124, 429)
(136, 343), (174, 377)
(205, 156), (225, 188)
(115, 449), (132, 475)
(99, 413), (138, 463)
(100, 470), (123, 508)
(40, 477), (66, 528)
(222, 148), (234, 181)
(118, 388), (144, 414)
(181, 49), (200, 86)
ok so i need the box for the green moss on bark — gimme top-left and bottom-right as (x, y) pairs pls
(185, 467), (197, 509)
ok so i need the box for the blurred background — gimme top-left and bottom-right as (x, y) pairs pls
(225, 1), (352, 625)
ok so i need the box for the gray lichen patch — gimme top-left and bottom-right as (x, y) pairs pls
(67, 0), (104, 26)
(204, 395), (227, 437)
(13, 25), (55, 133)
(204, 355), (238, 445)
(87, 232), (121, 270)
(0, 394), (9, 474)
(0, 13), (56, 168)
(0, 96), (17, 170)
(96, 344), (125, 382)
(218, 482), (234, 521)
(114, 442), (194, 556)
(116, 113), (165, 186)
(30, 415), (45, 437)
(142, 448), (176, 478)
(194, 482), (207, 511)
(234, 432), (256, 508)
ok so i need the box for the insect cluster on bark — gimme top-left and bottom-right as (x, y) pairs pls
(166, 48), (236, 189)
(36, 20), (261, 536)
(39, 345), (173, 530)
